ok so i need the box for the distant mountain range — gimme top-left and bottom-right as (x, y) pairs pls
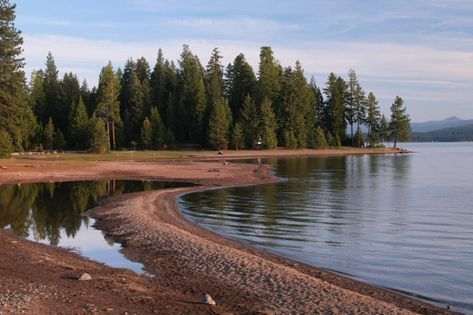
(411, 124), (473, 142)
(411, 116), (473, 133)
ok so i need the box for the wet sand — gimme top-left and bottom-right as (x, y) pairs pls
(0, 148), (455, 314)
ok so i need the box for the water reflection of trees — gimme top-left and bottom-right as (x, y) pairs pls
(183, 155), (411, 248)
(0, 180), (185, 246)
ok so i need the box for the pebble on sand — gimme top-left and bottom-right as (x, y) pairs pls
(78, 273), (92, 281)
(201, 293), (216, 305)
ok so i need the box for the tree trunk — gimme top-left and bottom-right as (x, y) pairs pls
(350, 123), (354, 146)
(393, 139), (397, 148)
(111, 121), (116, 150)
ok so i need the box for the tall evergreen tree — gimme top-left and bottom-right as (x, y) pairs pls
(140, 117), (152, 149)
(59, 72), (81, 139)
(206, 48), (224, 104)
(346, 69), (367, 145)
(380, 114), (390, 143)
(258, 97), (278, 149)
(88, 114), (109, 153)
(225, 53), (257, 121)
(149, 106), (167, 149)
(96, 62), (121, 150)
(207, 97), (231, 150)
(44, 117), (55, 150)
(313, 127), (328, 149)
(309, 77), (324, 129)
(69, 97), (89, 150)
(0, 0), (36, 150)
(389, 96), (411, 148)
(366, 92), (381, 146)
(163, 60), (179, 130)
(231, 122), (244, 150)
(30, 70), (46, 124)
(324, 73), (347, 144)
(179, 45), (207, 144)
(150, 49), (167, 116)
(43, 52), (60, 126)
(136, 57), (152, 116)
(240, 95), (259, 148)
(279, 62), (314, 148)
(119, 58), (136, 144)
(257, 46), (281, 104)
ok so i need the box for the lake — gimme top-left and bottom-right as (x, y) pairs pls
(0, 180), (189, 274)
(180, 143), (473, 313)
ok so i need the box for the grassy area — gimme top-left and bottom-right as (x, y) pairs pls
(10, 150), (221, 162)
(6, 147), (397, 164)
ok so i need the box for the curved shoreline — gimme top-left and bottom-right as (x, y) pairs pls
(91, 179), (451, 314)
(0, 150), (455, 314)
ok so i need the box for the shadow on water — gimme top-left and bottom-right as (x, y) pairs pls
(0, 180), (191, 273)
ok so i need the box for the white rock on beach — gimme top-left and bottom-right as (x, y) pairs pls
(201, 293), (216, 305)
(78, 273), (92, 281)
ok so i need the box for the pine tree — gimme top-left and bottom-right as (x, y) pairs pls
(0, 130), (13, 157)
(353, 127), (365, 147)
(149, 106), (166, 149)
(179, 45), (207, 144)
(44, 118), (55, 150)
(259, 97), (278, 149)
(225, 54), (257, 121)
(240, 95), (259, 148)
(0, 0), (35, 151)
(389, 96), (411, 148)
(207, 97), (231, 150)
(326, 132), (334, 147)
(283, 131), (298, 149)
(43, 52), (60, 126)
(140, 117), (152, 149)
(54, 128), (65, 151)
(58, 72), (81, 137)
(324, 73), (347, 144)
(366, 92), (381, 146)
(313, 127), (327, 149)
(205, 48), (227, 147)
(380, 114), (389, 143)
(96, 62), (121, 150)
(231, 122), (244, 150)
(257, 46), (281, 104)
(89, 114), (109, 153)
(206, 48), (224, 103)
(309, 77), (324, 129)
(30, 70), (46, 123)
(279, 62), (314, 148)
(136, 57), (152, 116)
(150, 49), (167, 116)
(69, 97), (89, 150)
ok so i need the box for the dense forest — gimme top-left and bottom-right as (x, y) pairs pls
(0, 1), (411, 156)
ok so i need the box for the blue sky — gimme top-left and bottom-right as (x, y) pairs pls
(15, 0), (473, 122)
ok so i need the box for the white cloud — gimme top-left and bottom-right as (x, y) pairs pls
(21, 34), (473, 121)
(23, 34), (473, 81)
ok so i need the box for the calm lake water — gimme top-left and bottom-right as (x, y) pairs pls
(180, 142), (473, 313)
(0, 180), (188, 273)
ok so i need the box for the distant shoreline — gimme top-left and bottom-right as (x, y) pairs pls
(0, 148), (452, 314)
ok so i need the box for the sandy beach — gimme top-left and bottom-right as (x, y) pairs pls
(0, 148), (454, 314)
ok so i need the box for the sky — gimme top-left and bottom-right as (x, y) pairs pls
(14, 0), (473, 122)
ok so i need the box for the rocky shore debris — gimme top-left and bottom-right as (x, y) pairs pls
(201, 293), (216, 306)
(78, 273), (92, 281)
